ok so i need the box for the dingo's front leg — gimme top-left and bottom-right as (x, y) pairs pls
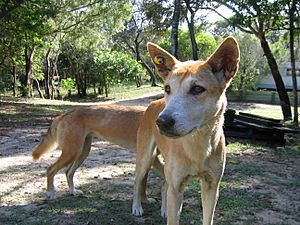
(201, 176), (221, 225)
(164, 165), (186, 225)
(166, 182), (184, 225)
(132, 137), (156, 216)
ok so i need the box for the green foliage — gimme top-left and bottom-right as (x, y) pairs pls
(60, 78), (77, 91)
(0, 0), (298, 99)
(271, 31), (300, 63)
(0, 67), (12, 92)
(94, 50), (146, 85)
(159, 30), (217, 61)
(230, 33), (268, 91)
(0, 0), (132, 98)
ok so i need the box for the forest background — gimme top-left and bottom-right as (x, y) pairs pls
(0, 0), (299, 124)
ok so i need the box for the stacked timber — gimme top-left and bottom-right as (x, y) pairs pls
(224, 109), (299, 146)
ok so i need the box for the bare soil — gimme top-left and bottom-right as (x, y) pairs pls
(0, 94), (299, 225)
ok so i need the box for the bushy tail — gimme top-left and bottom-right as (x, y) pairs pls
(32, 117), (60, 160)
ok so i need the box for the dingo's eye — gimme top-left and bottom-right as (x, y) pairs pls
(164, 85), (171, 94)
(189, 85), (205, 95)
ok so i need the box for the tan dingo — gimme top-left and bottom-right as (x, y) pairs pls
(32, 104), (162, 200)
(132, 37), (240, 225)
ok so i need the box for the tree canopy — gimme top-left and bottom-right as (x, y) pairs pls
(0, 0), (299, 123)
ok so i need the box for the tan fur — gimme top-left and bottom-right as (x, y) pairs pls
(32, 104), (149, 199)
(132, 37), (240, 225)
(32, 115), (62, 160)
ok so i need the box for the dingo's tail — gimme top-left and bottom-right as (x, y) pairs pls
(32, 116), (60, 160)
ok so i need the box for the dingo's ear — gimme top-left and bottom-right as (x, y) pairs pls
(147, 42), (178, 80)
(207, 37), (240, 85)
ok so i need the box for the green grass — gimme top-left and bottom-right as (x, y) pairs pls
(61, 82), (163, 102)
(108, 83), (162, 100)
(237, 106), (300, 121)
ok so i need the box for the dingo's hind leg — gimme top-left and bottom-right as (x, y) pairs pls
(66, 135), (92, 196)
(46, 136), (83, 199)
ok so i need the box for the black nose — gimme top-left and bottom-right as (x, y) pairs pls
(156, 115), (175, 130)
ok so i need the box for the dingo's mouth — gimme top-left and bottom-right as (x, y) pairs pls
(157, 126), (197, 139)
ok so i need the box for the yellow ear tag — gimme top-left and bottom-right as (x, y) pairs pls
(154, 55), (165, 65)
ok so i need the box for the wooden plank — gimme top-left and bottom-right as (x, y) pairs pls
(238, 112), (282, 123)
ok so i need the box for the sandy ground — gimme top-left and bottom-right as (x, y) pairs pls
(0, 93), (299, 224)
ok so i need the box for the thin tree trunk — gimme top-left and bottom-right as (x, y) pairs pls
(186, 13), (198, 60)
(53, 58), (60, 99)
(171, 0), (180, 59)
(12, 64), (17, 97)
(103, 74), (108, 97)
(33, 77), (44, 99)
(184, 0), (198, 60)
(44, 49), (51, 99)
(259, 34), (292, 120)
(133, 36), (157, 86)
(140, 59), (157, 86)
(23, 43), (36, 97)
(289, 0), (298, 127)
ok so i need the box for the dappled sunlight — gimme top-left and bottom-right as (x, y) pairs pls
(1, 95), (299, 224)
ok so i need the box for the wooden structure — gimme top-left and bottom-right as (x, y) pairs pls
(224, 109), (299, 146)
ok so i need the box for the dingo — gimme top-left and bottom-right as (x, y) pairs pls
(32, 104), (163, 200)
(132, 37), (240, 225)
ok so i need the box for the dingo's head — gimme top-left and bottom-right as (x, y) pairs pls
(148, 37), (240, 138)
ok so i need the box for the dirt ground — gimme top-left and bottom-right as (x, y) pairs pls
(0, 94), (299, 225)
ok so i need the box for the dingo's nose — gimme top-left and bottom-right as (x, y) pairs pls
(156, 115), (175, 130)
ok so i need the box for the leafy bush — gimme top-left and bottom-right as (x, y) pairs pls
(60, 78), (77, 97)
(93, 50), (146, 96)
(159, 31), (217, 61)
(60, 78), (77, 90)
(94, 50), (146, 85)
(0, 67), (12, 93)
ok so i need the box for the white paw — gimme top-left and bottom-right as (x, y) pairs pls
(46, 190), (55, 200)
(132, 203), (144, 217)
(147, 198), (157, 204)
(160, 206), (167, 218)
(69, 188), (84, 196)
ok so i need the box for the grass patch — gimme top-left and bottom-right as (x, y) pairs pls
(237, 105), (300, 121)
(183, 177), (271, 225)
(64, 83), (163, 102)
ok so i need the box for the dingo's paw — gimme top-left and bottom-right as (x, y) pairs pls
(146, 198), (157, 204)
(46, 190), (55, 200)
(132, 203), (144, 217)
(160, 206), (167, 218)
(69, 188), (83, 196)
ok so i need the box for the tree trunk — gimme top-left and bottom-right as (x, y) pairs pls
(186, 13), (198, 60)
(83, 68), (87, 97)
(52, 58), (60, 99)
(12, 64), (17, 97)
(135, 75), (142, 87)
(134, 36), (157, 86)
(259, 34), (292, 120)
(171, 0), (181, 59)
(103, 74), (108, 97)
(23, 44), (36, 97)
(184, 0), (198, 60)
(289, 0), (298, 127)
(75, 73), (82, 97)
(44, 49), (51, 99)
(140, 59), (157, 86)
(33, 77), (44, 99)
